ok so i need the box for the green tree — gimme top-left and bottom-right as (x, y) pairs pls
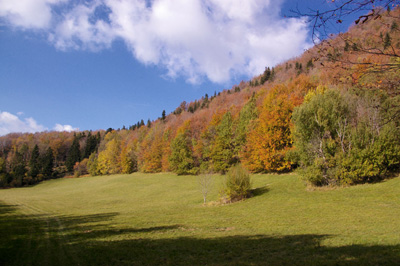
(292, 88), (400, 186)
(41, 147), (54, 179)
(169, 130), (196, 175)
(10, 150), (27, 187)
(87, 152), (100, 176)
(161, 110), (166, 121)
(234, 96), (258, 152)
(83, 131), (98, 159)
(221, 164), (252, 203)
(66, 134), (81, 172)
(0, 157), (10, 187)
(28, 144), (40, 179)
(210, 112), (236, 173)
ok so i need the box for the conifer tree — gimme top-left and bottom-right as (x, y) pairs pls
(41, 147), (54, 178)
(28, 144), (40, 178)
(210, 112), (236, 173)
(83, 131), (98, 159)
(66, 134), (81, 172)
(10, 150), (26, 186)
(161, 110), (166, 121)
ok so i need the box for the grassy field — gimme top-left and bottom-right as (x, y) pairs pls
(0, 173), (399, 265)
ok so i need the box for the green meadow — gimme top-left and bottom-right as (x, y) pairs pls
(0, 173), (399, 265)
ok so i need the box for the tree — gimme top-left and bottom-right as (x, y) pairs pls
(97, 135), (122, 175)
(292, 88), (400, 186)
(161, 110), (166, 121)
(293, 2), (400, 94)
(221, 164), (251, 203)
(41, 147), (54, 178)
(66, 134), (81, 172)
(138, 124), (164, 173)
(198, 172), (213, 204)
(10, 150), (27, 187)
(291, 0), (399, 43)
(0, 157), (10, 187)
(87, 152), (100, 176)
(210, 112), (236, 173)
(241, 85), (299, 172)
(260, 67), (271, 84)
(83, 131), (98, 159)
(169, 128), (196, 175)
(28, 144), (40, 178)
(234, 96), (258, 153)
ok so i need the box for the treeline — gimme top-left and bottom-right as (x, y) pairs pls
(1, 8), (399, 188)
(0, 131), (103, 187)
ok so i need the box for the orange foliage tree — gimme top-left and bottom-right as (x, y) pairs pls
(241, 76), (315, 172)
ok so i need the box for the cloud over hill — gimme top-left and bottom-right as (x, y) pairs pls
(0, 0), (311, 83)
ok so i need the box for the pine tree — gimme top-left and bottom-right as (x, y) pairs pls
(41, 147), (54, 178)
(10, 150), (26, 187)
(161, 110), (166, 121)
(66, 134), (81, 172)
(384, 32), (391, 50)
(210, 112), (236, 173)
(83, 131), (98, 159)
(28, 145), (40, 178)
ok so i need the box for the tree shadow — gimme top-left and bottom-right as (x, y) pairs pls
(1, 202), (399, 266)
(250, 186), (269, 197)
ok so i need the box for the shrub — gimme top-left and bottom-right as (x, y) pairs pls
(221, 164), (251, 203)
(73, 159), (88, 177)
(292, 88), (400, 186)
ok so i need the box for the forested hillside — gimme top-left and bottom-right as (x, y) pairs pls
(1, 7), (399, 188)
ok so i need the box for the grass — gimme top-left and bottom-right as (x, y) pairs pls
(0, 172), (399, 265)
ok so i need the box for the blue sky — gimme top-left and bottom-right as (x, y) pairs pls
(0, 0), (362, 135)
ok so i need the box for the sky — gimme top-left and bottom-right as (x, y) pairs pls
(0, 0), (362, 135)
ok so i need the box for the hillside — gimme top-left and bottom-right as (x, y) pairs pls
(1, 172), (400, 265)
(0, 7), (399, 188)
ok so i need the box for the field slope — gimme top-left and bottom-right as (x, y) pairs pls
(1, 173), (400, 265)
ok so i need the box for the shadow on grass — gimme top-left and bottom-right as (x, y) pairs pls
(1, 202), (399, 266)
(250, 186), (269, 197)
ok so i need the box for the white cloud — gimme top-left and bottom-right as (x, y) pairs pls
(0, 0), (66, 29)
(53, 124), (79, 132)
(0, 0), (311, 83)
(0, 111), (79, 136)
(0, 111), (47, 136)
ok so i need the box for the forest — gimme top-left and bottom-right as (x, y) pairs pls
(1, 7), (399, 188)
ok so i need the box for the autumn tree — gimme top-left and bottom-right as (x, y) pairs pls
(292, 0), (399, 42)
(97, 132), (122, 175)
(138, 123), (164, 173)
(241, 78), (312, 172)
